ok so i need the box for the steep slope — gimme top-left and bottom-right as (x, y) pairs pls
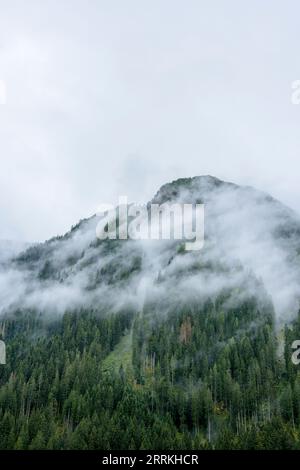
(2, 175), (300, 323)
(1, 176), (300, 449)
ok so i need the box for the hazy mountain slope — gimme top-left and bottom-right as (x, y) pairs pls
(0, 240), (31, 265)
(1, 176), (300, 450)
(1, 175), (300, 324)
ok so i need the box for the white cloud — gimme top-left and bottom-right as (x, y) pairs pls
(0, 1), (300, 241)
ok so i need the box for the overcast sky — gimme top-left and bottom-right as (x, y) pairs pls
(0, 0), (300, 242)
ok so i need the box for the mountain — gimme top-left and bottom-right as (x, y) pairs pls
(0, 240), (31, 264)
(1, 176), (300, 450)
(3, 175), (300, 322)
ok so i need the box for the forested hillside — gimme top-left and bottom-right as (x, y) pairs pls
(0, 302), (300, 449)
(1, 176), (300, 449)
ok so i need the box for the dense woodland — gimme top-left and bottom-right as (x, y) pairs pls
(0, 292), (300, 450)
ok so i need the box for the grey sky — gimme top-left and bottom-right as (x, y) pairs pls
(0, 0), (300, 242)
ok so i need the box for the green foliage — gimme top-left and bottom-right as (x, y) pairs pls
(0, 303), (300, 449)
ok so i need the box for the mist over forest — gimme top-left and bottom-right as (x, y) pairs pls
(1, 176), (300, 450)
(1, 176), (300, 324)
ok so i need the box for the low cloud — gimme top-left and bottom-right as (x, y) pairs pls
(0, 177), (299, 327)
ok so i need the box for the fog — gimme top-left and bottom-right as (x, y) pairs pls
(0, 1), (300, 242)
(0, 176), (299, 326)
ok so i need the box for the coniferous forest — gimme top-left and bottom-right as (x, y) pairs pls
(2, 176), (300, 451)
(0, 297), (300, 450)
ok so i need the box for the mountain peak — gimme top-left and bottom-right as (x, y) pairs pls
(151, 175), (236, 204)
